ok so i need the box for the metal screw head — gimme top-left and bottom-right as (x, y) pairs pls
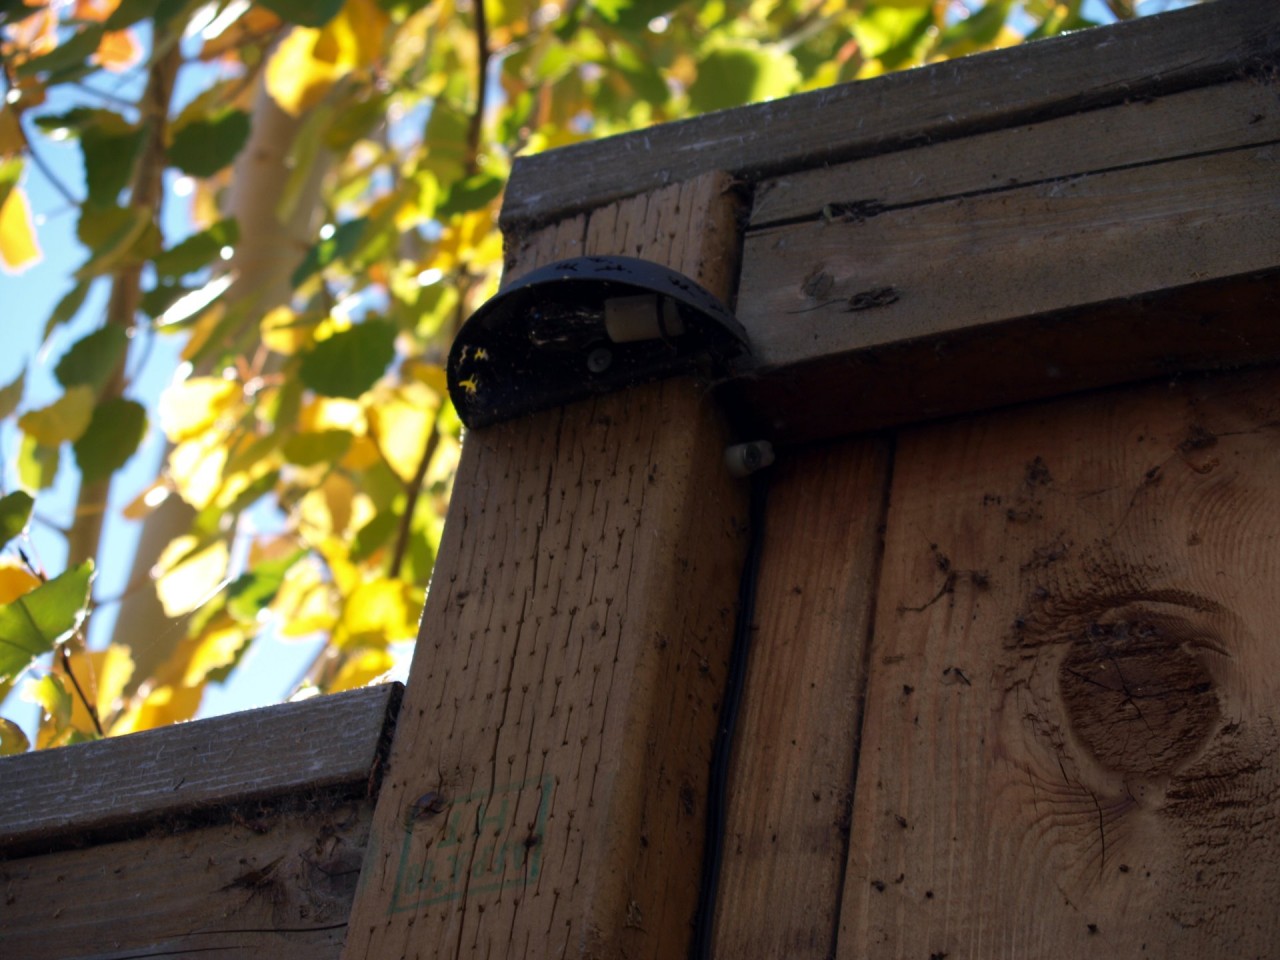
(586, 347), (613, 373)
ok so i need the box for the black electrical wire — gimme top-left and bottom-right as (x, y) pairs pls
(691, 469), (771, 960)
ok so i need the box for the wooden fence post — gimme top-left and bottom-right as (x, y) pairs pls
(341, 171), (750, 959)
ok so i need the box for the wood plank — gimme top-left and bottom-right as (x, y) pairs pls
(342, 172), (751, 959)
(839, 367), (1280, 958)
(728, 269), (1280, 445)
(739, 145), (1280, 371)
(0, 684), (401, 854)
(502, 0), (1277, 226)
(1, 796), (373, 960)
(750, 79), (1280, 226)
(712, 438), (891, 959)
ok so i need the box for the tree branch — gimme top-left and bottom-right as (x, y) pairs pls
(388, 423), (441, 580)
(466, 0), (490, 175)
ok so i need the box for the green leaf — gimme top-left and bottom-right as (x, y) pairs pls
(0, 370), (24, 420)
(437, 173), (504, 217)
(0, 156), (19, 210)
(0, 491), (34, 550)
(16, 25), (104, 77)
(225, 550), (304, 624)
(168, 110), (251, 178)
(689, 42), (801, 114)
(0, 717), (29, 755)
(257, 0), (345, 26)
(0, 562), (94, 684)
(75, 205), (159, 281)
(299, 321), (397, 399)
(350, 509), (398, 564)
(54, 325), (129, 394)
(282, 429), (353, 466)
(290, 218), (369, 288)
(105, 0), (162, 29)
(72, 398), (148, 483)
(152, 218), (239, 279)
(16, 435), (58, 492)
(82, 123), (146, 207)
(43, 282), (91, 342)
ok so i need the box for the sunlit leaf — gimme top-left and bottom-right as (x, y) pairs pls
(329, 647), (393, 692)
(54, 325), (129, 393)
(15, 24), (104, 77)
(367, 382), (438, 483)
(0, 182), (41, 273)
(110, 682), (203, 736)
(159, 377), (239, 442)
(181, 616), (247, 687)
(264, 0), (389, 114)
(272, 557), (336, 637)
(168, 109), (251, 177)
(299, 320), (396, 399)
(334, 577), (423, 650)
(0, 561), (94, 684)
(73, 397), (148, 482)
(0, 717), (29, 755)
(16, 434), (58, 491)
(30, 673), (71, 732)
(154, 536), (229, 617)
(62, 642), (134, 730)
(0, 563), (40, 604)
(18, 386), (96, 446)
(0, 491), (34, 550)
(168, 430), (229, 510)
(260, 305), (320, 355)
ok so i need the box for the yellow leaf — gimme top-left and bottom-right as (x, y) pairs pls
(110, 682), (204, 735)
(299, 472), (368, 538)
(182, 617), (247, 687)
(64, 644), (134, 729)
(329, 648), (394, 692)
(160, 376), (239, 442)
(18, 386), (94, 445)
(265, 0), (389, 115)
(0, 562), (40, 604)
(402, 360), (448, 398)
(273, 558), (337, 638)
(0, 183), (41, 273)
(260, 305), (318, 355)
(367, 382), (438, 483)
(334, 578), (423, 650)
(299, 395), (366, 434)
(168, 430), (228, 510)
(154, 535), (230, 617)
(341, 434), (382, 471)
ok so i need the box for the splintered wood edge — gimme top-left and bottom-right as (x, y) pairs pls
(0, 683), (402, 852)
(502, 0), (1276, 226)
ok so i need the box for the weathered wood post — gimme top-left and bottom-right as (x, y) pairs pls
(341, 171), (751, 958)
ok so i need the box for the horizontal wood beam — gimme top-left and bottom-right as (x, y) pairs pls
(0, 683), (401, 855)
(502, 0), (1276, 228)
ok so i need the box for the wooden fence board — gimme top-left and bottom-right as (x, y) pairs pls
(502, 0), (1276, 226)
(712, 438), (891, 959)
(0, 684), (400, 853)
(840, 367), (1280, 958)
(739, 145), (1280, 371)
(342, 172), (751, 959)
(750, 79), (1280, 227)
(1, 800), (372, 960)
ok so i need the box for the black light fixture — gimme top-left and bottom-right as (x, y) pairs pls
(447, 256), (750, 429)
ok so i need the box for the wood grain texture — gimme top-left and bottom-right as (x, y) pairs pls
(1, 797), (373, 960)
(712, 438), (891, 959)
(750, 79), (1280, 226)
(342, 172), (751, 960)
(739, 145), (1280, 371)
(0, 684), (400, 854)
(840, 368), (1280, 958)
(502, 0), (1276, 226)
